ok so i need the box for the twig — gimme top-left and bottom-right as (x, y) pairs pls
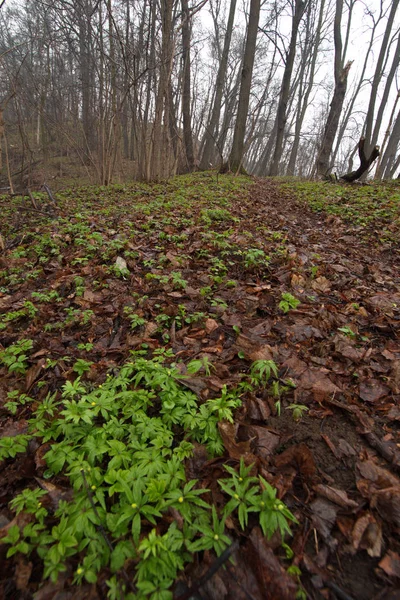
(174, 540), (239, 600)
(326, 580), (356, 600)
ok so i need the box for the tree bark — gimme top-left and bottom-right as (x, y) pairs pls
(200, 0), (236, 170)
(181, 0), (195, 171)
(340, 137), (379, 182)
(269, 0), (307, 176)
(364, 0), (400, 155)
(316, 0), (352, 177)
(287, 0), (326, 175)
(223, 0), (260, 173)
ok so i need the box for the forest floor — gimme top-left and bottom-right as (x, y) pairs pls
(0, 172), (400, 600)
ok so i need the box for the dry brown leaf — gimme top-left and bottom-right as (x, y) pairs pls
(246, 425), (280, 459)
(359, 379), (390, 403)
(246, 528), (298, 600)
(379, 551), (400, 578)
(311, 276), (331, 293)
(274, 443), (316, 481)
(310, 497), (338, 543)
(352, 512), (382, 557)
(204, 318), (219, 333)
(15, 557), (32, 590)
(291, 273), (306, 289)
(313, 484), (358, 509)
(218, 421), (256, 462)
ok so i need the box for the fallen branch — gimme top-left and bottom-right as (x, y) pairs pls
(340, 137), (380, 182)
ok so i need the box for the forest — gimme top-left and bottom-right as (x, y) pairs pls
(0, 1), (400, 600)
(0, 0), (399, 186)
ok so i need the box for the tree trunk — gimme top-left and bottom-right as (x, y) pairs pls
(316, 0), (352, 177)
(380, 105), (400, 179)
(340, 137), (379, 182)
(181, 0), (195, 171)
(200, 0), (236, 170)
(223, 0), (260, 173)
(287, 0), (325, 175)
(269, 0), (307, 176)
(364, 0), (399, 154)
(150, 0), (174, 181)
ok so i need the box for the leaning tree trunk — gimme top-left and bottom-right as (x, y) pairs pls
(340, 137), (379, 182)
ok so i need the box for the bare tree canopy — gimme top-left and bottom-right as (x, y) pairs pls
(0, 0), (398, 184)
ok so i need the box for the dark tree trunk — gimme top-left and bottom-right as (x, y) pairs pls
(269, 0), (307, 176)
(200, 0), (236, 170)
(316, 61), (352, 176)
(223, 0), (260, 173)
(316, 0), (352, 177)
(181, 0), (195, 171)
(340, 137), (380, 182)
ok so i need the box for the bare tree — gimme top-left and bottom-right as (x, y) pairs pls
(200, 0), (237, 169)
(223, 0), (260, 172)
(269, 0), (307, 176)
(316, 0), (353, 177)
(181, 0), (195, 170)
(364, 0), (400, 154)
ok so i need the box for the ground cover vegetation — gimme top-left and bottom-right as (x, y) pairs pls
(0, 172), (400, 600)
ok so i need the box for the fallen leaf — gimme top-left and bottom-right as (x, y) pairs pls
(311, 276), (331, 293)
(15, 557), (32, 590)
(379, 551), (400, 578)
(115, 256), (128, 271)
(245, 528), (298, 600)
(359, 379), (390, 403)
(274, 443), (316, 481)
(246, 425), (280, 459)
(218, 421), (255, 462)
(310, 498), (338, 545)
(313, 484), (358, 509)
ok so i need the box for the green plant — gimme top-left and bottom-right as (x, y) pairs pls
(219, 459), (297, 536)
(243, 248), (269, 268)
(210, 298), (228, 310)
(74, 276), (86, 297)
(4, 391), (34, 415)
(77, 342), (94, 352)
(72, 359), (94, 376)
(0, 339), (33, 374)
(186, 356), (214, 376)
(279, 293), (300, 313)
(0, 300), (38, 329)
(124, 307), (146, 330)
(338, 326), (356, 339)
(0, 434), (31, 461)
(31, 290), (62, 303)
(169, 271), (187, 290)
(249, 360), (278, 387)
(1, 355), (252, 595)
(286, 404), (309, 422)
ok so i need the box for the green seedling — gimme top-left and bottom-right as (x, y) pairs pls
(279, 293), (300, 313)
(0, 339), (33, 374)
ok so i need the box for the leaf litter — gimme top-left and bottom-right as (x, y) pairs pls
(0, 173), (399, 599)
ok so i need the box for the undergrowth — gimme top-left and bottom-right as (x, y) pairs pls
(0, 351), (298, 600)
